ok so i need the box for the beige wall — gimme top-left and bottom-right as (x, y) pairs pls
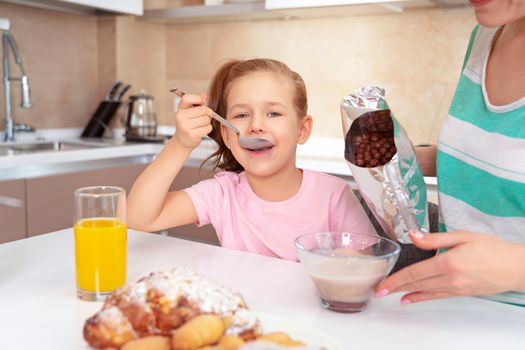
(166, 7), (476, 144)
(0, 3), (168, 132)
(114, 16), (168, 127)
(0, 2), (476, 144)
(0, 2), (98, 130)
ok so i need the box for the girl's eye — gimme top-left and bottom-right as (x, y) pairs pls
(267, 112), (282, 118)
(233, 113), (249, 119)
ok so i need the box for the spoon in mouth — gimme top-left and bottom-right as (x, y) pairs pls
(170, 88), (274, 151)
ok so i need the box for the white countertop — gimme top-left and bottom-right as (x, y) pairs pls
(0, 229), (523, 349)
(0, 129), (349, 173)
(0, 128), (437, 185)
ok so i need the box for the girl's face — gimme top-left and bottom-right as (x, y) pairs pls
(469, 0), (525, 27)
(221, 71), (312, 178)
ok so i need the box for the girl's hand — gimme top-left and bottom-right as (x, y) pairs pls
(375, 230), (525, 304)
(173, 94), (213, 150)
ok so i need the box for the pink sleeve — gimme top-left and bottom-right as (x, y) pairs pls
(183, 178), (224, 228)
(330, 185), (376, 236)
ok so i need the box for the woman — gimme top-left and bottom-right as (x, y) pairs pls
(375, 0), (525, 305)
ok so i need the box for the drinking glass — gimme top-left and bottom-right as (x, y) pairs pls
(74, 186), (127, 301)
(295, 232), (400, 313)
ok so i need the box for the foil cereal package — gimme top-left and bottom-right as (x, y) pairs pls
(341, 86), (428, 243)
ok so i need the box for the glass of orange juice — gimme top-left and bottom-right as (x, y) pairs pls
(74, 186), (127, 301)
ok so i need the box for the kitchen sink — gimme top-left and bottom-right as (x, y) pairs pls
(0, 140), (109, 155)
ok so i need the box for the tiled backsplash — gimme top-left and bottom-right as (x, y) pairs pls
(0, 2), (475, 144)
(166, 8), (476, 144)
(0, 3), (99, 131)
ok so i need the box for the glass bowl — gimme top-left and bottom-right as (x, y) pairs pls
(295, 231), (400, 313)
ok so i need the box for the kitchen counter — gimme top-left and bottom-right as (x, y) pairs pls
(0, 128), (356, 180)
(0, 128), (209, 180)
(0, 128), (437, 186)
(0, 228), (523, 349)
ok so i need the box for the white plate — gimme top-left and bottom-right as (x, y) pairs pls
(254, 311), (343, 350)
(81, 311), (342, 350)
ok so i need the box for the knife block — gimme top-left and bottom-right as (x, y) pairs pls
(81, 101), (121, 138)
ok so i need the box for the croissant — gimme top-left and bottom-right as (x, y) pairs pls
(84, 268), (262, 349)
(121, 336), (171, 350)
(218, 335), (245, 348)
(171, 314), (224, 350)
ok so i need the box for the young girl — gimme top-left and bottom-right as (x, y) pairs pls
(127, 58), (374, 260)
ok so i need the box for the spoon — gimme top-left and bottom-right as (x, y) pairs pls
(169, 88), (274, 151)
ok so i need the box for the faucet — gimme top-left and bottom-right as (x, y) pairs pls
(1, 17), (33, 142)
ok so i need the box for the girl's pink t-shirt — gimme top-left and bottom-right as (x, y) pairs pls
(184, 169), (374, 260)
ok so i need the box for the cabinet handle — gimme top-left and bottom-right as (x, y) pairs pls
(0, 195), (23, 208)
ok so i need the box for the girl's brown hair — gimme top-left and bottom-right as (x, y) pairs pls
(203, 58), (308, 173)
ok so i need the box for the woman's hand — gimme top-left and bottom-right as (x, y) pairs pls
(375, 230), (525, 304)
(173, 94), (213, 150)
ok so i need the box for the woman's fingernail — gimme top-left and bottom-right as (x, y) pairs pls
(409, 230), (424, 239)
(375, 289), (389, 298)
(401, 299), (412, 305)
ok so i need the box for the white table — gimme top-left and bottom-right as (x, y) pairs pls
(0, 229), (523, 349)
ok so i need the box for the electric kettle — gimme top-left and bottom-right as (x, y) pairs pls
(123, 90), (158, 139)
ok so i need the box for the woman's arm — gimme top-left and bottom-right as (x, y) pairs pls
(127, 94), (213, 232)
(374, 230), (525, 303)
(414, 145), (437, 177)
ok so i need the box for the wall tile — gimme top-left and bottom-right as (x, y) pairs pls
(0, 2), (476, 145)
(166, 7), (476, 144)
(97, 17), (117, 100)
(115, 16), (169, 125)
(15, 72), (100, 129)
(0, 2), (99, 133)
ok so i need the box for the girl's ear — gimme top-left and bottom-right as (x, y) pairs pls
(297, 115), (313, 145)
(220, 124), (232, 149)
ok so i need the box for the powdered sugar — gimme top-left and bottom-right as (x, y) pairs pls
(95, 306), (126, 326)
(103, 267), (260, 336)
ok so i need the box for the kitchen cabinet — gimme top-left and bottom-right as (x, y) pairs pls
(22, 162), (218, 244)
(141, 0), (465, 25)
(266, 0), (427, 8)
(0, 179), (26, 243)
(166, 166), (219, 245)
(142, 1), (285, 25)
(57, 0), (143, 15)
(26, 163), (148, 237)
(3, 0), (143, 15)
(265, 0), (463, 18)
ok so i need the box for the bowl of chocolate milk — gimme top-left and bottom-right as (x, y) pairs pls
(295, 232), (400, 313)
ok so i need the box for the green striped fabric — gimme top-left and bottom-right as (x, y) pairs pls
(437, 25), (525, 306)
(449, 77), (525, 138)
(438, 151), (525, 217)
